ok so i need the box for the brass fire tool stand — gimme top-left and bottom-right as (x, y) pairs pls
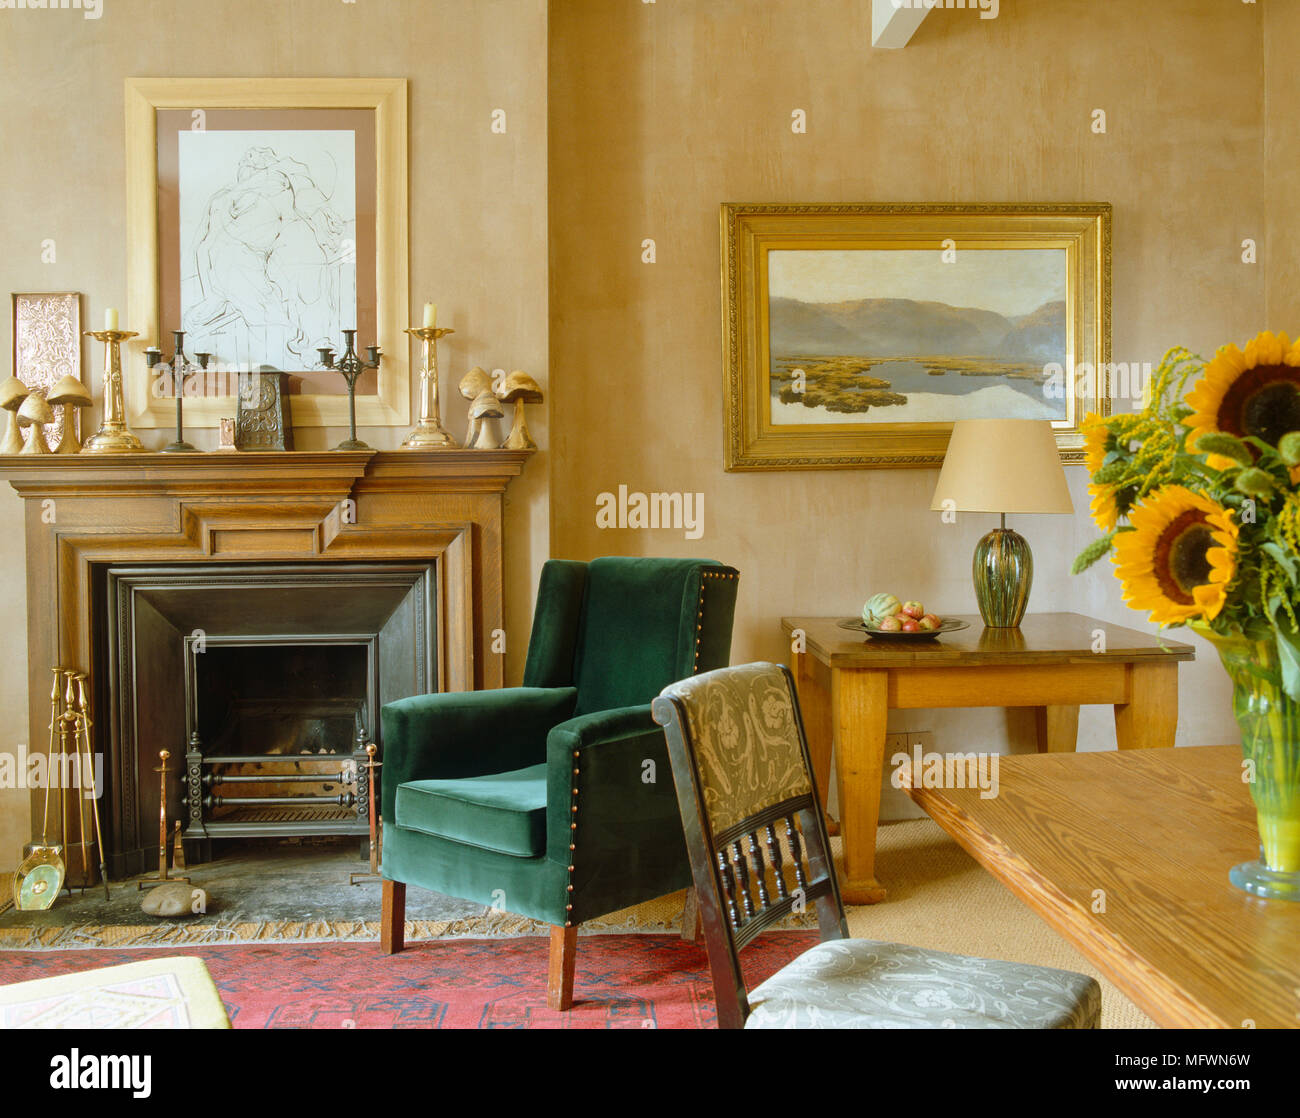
(11, 669), (68, 909)
(138, 750), (190, 890)
(71, 672), (109, 898)
(349, 743), (383, 885)
(58, 673), (91, 895)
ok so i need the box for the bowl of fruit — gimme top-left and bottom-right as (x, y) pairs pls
(837, 594), (970, 640)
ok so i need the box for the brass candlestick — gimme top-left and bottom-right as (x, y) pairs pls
(82, 329), (144, 453)
(401, 327), (457, 448)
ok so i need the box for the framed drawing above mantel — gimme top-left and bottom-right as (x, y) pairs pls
(124, 77), (410, 430)
(720, 202), (1111, 470)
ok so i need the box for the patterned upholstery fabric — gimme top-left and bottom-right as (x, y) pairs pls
(660, 662), (811, 834)
(745, 939), (1101, 1029)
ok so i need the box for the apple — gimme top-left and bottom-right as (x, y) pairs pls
(900, 619), (920, 633)
(921, 613), (942, 630)
(877, 616), (903, 632)
(901, 601), (925, 619)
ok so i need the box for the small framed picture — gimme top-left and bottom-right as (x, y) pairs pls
(11, 291), (85, 447)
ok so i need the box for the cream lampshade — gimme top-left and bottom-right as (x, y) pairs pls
(930, 419), (1074, 628)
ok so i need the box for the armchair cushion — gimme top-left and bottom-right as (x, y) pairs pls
(380, 686), (577, 822)
(395, 764), (549, 858)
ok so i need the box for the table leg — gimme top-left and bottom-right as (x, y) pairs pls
(1034, 705), (1080, 753)
(1115, 661), (1179, 749)
(792, 648), (837, 833)
(831, 667), (889, 904)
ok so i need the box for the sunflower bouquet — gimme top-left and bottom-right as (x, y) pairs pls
(1073, 331), (1300, 898)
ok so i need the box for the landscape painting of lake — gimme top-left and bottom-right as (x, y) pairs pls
(766, 247), (1068, 425)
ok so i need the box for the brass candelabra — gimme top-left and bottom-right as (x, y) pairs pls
(319, 329), (381, 451)
(402, 326), (457, 448)
(82, 329), (144, 453)
(146, 330), (211, 454)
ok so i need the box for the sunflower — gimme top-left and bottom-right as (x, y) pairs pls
(1112, 486), (1238, 624)
(1089, 483), (1121, 532)
(1186, 331), (1300, 467)
(1082, 413), (1110, 473)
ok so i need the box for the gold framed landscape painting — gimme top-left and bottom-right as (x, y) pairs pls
(123, 77), (409, 430)
(720, 203), (1111, 470)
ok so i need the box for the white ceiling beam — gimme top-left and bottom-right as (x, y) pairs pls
(871, 0), (933, 48)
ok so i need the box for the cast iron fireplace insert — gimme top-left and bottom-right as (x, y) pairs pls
(102, 562), (435, 874)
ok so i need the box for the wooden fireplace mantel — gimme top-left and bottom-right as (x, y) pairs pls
(1, 447), (532, 841)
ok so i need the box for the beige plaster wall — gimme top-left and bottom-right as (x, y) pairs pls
(548, 0), (1269, 818)
(0, 0), (550, 866)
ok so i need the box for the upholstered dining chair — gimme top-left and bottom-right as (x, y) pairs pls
(379, 556), (739, 1010)
(650, 662), (1102, 1029)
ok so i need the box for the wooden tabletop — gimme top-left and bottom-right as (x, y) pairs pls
(781, 612), (1196, 669)
(902, 745), (1300, 1028)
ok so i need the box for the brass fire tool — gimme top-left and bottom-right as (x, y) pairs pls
(349, 743), (383, 885)
(138, 750), (190, 890)
(59, 672), (90, 894)
(11, 668), (68, 909)
(71, 672), (109, 898)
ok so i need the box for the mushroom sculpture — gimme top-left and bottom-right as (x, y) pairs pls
(468, 389), (504, 450)
(496, 371), (542, 451)
(0, 377), (30, 454)
(47, 375), (92, 454)
(458, 366), (493, 447)
(17, 393), (54, 455)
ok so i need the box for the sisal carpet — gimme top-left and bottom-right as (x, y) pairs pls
(1, 821), (1154, 1027)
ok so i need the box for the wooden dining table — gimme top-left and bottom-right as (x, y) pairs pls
(901, 745), (1300, 1029)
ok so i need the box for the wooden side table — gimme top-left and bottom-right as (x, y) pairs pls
(780, 612), (1195, 904)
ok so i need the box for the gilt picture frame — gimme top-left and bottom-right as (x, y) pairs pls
(721, 203), (1111, 470)
(124, 77), (410, 430)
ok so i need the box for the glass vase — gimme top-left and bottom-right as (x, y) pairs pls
(1199, 627), (1300, 901)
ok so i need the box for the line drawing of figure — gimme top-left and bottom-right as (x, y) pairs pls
(181, 143), (355, 370)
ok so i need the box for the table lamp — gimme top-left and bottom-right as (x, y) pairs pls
(930, 419), (1074, 628)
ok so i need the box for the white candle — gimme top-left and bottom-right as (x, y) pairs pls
(422, 303), (437, 329)
(104, 307), (119, 331)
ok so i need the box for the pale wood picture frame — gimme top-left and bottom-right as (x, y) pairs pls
(721, 203), (1112, 470)
(124, 77), (410, 429)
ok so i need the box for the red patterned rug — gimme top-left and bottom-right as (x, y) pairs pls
(0, 933), (817, 1029)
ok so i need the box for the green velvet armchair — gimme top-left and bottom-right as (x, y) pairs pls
(379, 556), (739, 1009)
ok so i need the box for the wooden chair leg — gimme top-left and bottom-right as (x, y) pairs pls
(548, 924), (578, 1010)
(681, 887), (704, 944)
(381, 879), (405, 955)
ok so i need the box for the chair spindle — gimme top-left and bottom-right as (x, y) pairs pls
(785, 816), (808, 891)
(765, 823), (789, 899)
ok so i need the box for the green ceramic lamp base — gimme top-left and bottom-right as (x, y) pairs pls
(973, 519), (1033, 628)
